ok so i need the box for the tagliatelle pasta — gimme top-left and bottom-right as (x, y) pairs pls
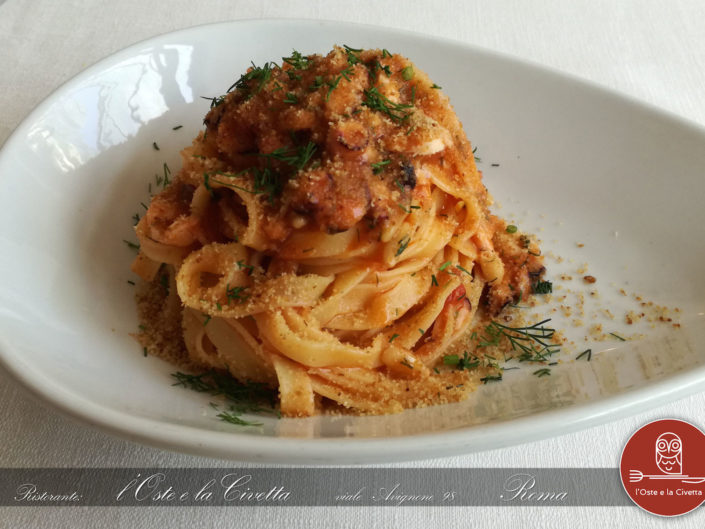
(131, 46), (546, 416)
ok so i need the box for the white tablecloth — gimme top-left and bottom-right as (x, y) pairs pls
(1, 0), (704, 527)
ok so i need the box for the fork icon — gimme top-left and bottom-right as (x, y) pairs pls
(629, 470), (705, 484)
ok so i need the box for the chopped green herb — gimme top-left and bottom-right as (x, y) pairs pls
(325, 66), (354, 100)
(532, 280), (553, 294)
(362, 86), (413, 123)
(472, 145), (481, 162)
(389, 333), (400, 343)
(217, 410), (263, 427)
(431, 83), (442, 89)
(127, 280), (135, 286)
(419, 328), (425, 335)
(203, 314), (212, 326)
(576, 349), (592, 361)
(456, 264), (473, 277)
(431, 274), (439, 287)
(371, 159), (391, 174)
(480, 374), (502, 384)
(258, 141), (317, 172)
(506, 225), (518, 234)
(283, 92), (298, 104)
(227, 61), (276, 99)
(400, 359), (414, 369)
(226, 284), (250, 304)
(401, 66), (414, 80)
(152, 142), (159, 151)
(143, 347), (148, 357)
(443, 351), (481, 371)
(373, 60), (392, 77)
(439, 261), (452, 271)
(610, 332), (626, 341)
(163, 163), (171, 187)
(123, 239), (139, 251)
(201, 95), (226, 108)
(443, 354), (459, 366)
(171, 369), (276, 416)
(533, 368), (551, 377)
(236, 260), (255, 275)
(282, 50), (311, 70)
(395, 235), (411, 257)
(172, 125), (183, 130)
(382, 49), (392, 58)
(203, 173), (216, 197)
(309, 75), (325, 91)
(478, 318), (560, 363)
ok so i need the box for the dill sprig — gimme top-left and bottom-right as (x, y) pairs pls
(362, 86), (414, 123)
(456, 264), (473, 277)
(227, 61), (276, 99)
(325, 66), (354, 100)
(171, 369), (276, 421)
(371, 159), (391, 174)
(236, 260), (255, 275)
(442, 351), (481, 371)
(478, 318), (560, 362)
(576, 349), (592, 361)
(123, 239), (139, 251)
(532, 280), (553, 294)
(226, 284), (250, 304)
(201, 95), (226, 109)
(216, 409), (263, 427)
(282, 50), (311, 70)
(258, 141), (317, 172)
(395, 235), (411, 257)
(343, 44), (362, 64)
(206, 142), (317, 202)
(480, 374), (503, 384)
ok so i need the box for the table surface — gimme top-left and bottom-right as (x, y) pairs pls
(1, 0), (704, 527)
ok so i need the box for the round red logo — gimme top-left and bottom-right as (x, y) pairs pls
(620, 419), (705, 516)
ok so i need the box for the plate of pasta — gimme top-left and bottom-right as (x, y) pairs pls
(0, 20), (704, 463)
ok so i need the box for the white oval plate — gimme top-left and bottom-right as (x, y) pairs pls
(1, 20), (704, 464)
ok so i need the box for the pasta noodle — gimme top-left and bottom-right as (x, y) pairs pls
(132, 46), (546, 416)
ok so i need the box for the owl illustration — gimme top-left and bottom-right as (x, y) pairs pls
(655, 432), (683, 475)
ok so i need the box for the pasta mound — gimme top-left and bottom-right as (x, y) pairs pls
(132, 46), (545, 416)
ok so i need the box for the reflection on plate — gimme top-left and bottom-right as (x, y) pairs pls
(0, 20), (703, 463)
